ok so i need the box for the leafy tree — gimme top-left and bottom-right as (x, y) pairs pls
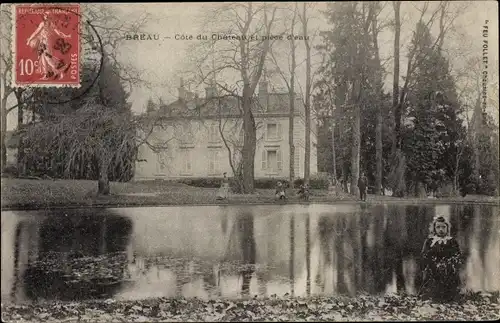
(316, 2), (379, 194)
(403, 22), (466, 197)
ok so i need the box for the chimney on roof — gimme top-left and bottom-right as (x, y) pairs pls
(186, 91), (195, 102)
(258, 82), (268, 111)
(205, 82), (217, 99)
(178, 78), (186, 100)
(258, 70), (268, 111)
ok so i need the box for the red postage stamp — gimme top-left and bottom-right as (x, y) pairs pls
(12, 4), (81, 88)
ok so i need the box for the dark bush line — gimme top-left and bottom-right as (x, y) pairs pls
(176, 177), (330, 190)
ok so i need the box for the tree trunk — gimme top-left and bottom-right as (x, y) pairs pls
(391, 1), (401, 154)
(390, 1), (406, 197)
(1, 96), (7, 171)
(472, 94), (482, 193)
(375, 112), (383, 194)
(288, 4), (297, 189)
(371, 2), (383, 195)
(98, 153), (111, 195)
(288, 66), (295, 188)
(350, 101), (361, 197)
(338, 112), (348, 192)
(331, 120), (337, 181)
(242, 90), (256, 193)
(303, 3), (312, 185)
(16, 94), (25, 176)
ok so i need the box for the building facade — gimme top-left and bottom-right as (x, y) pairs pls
(133, 80), (318, 181)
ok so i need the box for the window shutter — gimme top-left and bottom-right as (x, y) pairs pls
(277, 123), (283, 140)
(277, 149), (282, 170)
(209, 151), (214, 173)
(261, 150), (267, 170)
(239, 128), (244, 144)
(213, 124), (219, 142)
(186, 150), (192, 172)
(264, 124), (268, 141)
(215, 150), (220, 173)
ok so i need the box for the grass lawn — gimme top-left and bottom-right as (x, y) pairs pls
(1, 177), (498, 210)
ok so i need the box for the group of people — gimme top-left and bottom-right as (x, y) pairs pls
(275, 181), (310, 201)
(216, 174), (310, 202)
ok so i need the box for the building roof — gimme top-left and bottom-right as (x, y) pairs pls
(143, 91), (305, 120)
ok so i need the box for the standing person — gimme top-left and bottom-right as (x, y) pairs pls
(298, 183), (310, 201)
(216, 172), (230, 200)
(419, 216), (463, 302)
(358, 172), (367, 201)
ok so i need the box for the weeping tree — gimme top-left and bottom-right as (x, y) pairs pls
(24, 97), (136, 194)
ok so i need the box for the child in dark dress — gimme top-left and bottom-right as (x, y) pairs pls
(275, 181), (286, 200)
(419, 216), (463, 302)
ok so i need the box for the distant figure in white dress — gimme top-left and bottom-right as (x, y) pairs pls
(216, 172), (229, 200)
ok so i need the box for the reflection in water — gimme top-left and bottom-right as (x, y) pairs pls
(289, 214), (295, 296)
(8, 210), (133, 301)
(306, 215), (311, 296)
(10, 222), (23, 300)
(1, 204), (498, 303)
(237, 212), (255, 296)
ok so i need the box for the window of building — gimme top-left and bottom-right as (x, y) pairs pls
(238, 127), (244, 145)
(208, 149), (221, 175)
(180, 123), (193, 144)
(266, 123), (282, 140)
(294, 149), (300, 174)
(156, 150), (168, 173)
(234, 149), (242, 165)
(209, 123), (219, 143)
(261, 149), (282, 173)
(181, 149), (192, 174)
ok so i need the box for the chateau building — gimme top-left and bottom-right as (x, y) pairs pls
(133, 80), (318, 180)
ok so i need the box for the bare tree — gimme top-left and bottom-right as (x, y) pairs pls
(371, 1), (384, 195)
(187, 3), (278, 193)
(268, 4), (299, 188)
(299, 3), (312, 186)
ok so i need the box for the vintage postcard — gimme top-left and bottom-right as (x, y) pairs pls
(1, 1), (499, 322)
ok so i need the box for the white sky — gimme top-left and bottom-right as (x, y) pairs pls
(3, 1), (499, 130)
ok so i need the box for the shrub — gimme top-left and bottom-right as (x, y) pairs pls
(176, 177), (223, 188)
(2, 165), (19, 178)
(293, 176), (330, 190)
(176, 176), (331, 190)
(294, 178), (304, 187)
(254, 178), (290, 189)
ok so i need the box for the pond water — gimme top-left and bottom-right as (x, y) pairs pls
(1, 203), (499, 303)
